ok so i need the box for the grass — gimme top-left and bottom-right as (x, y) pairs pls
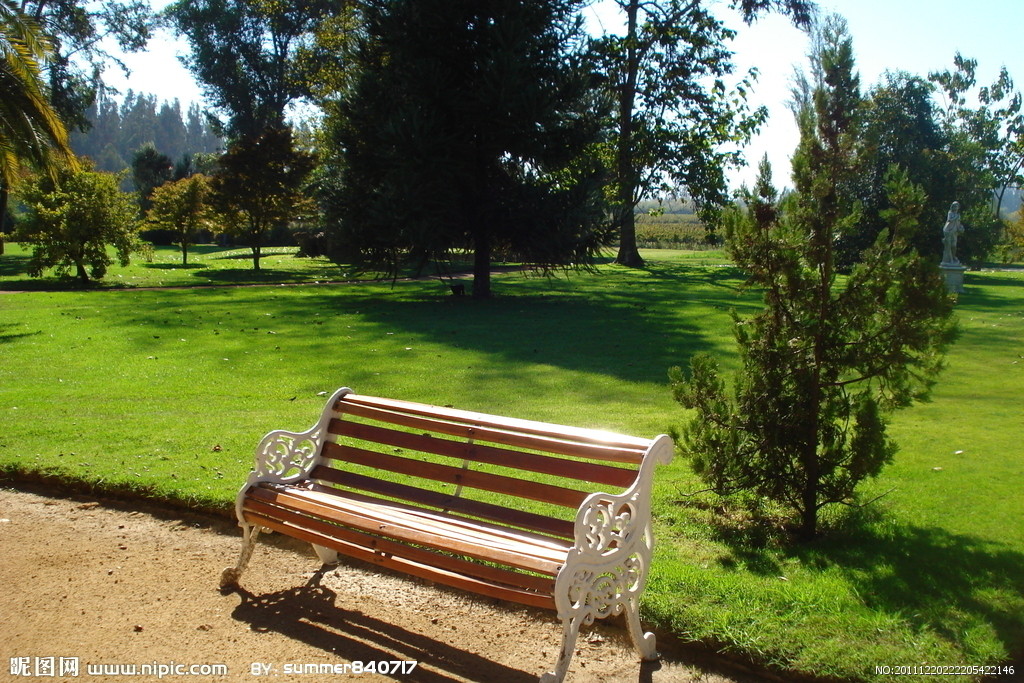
(1, 244), (1021, 681)
(0, 243), (351, 290)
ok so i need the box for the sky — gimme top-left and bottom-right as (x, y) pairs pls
(100, 0), (1024, 191)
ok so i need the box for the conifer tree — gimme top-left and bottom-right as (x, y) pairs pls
(322, 0), (609, 298)
(669, 16), (957, 539)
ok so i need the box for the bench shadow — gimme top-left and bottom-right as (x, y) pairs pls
(227, 569), (536, 682)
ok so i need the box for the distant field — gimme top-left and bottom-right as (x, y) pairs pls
(634, 212), (714, 249)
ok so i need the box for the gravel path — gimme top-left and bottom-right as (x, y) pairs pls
(0, 486), (766, 683)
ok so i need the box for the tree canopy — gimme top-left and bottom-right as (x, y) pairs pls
(14, 161), (143, 283)
(165, 0), (339, 139)
(1, 0), (77, 248)
(321, 0), (611, 298)
(595, 0), (816, 267)
(211, 126), (315, 270)
(16, 0), (153, 131)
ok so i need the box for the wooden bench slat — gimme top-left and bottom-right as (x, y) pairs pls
(246, 493), (561, 576)
(321, 442), (590, 509)
(248, 486), (567, 573)
(309, 468), (576, 539)
(243, 510), (557, 610)
(335, 401), (646, 464)
(329, 418), (638, 487)
(297, 485), (573, 552)
(338, 393), (653, 452)
(242, 503), (556, 595)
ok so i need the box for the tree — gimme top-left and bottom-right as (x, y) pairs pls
(130, 143), (173, 211)
(17, 0), (153, 131)
(146, 174), (216, 265)
(669, 17), (956, 540)
(0, 0), (77, 252)
(211, 126), (314, 270)
(841, 72), (954, 267)
(322, 0), (610, 298)
(928, 54), (1020, 264)
(14, 161), (143, 283)
(594, 0), (815, 268)
(165, 0), (338, 139)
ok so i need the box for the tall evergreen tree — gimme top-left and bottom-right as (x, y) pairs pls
(670, 16), (957, 539)
(323, 0), (610, 298)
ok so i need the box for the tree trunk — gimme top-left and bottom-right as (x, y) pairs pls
(472, 229), (491, 299)
(76, 261), (90, 285)
(181, 243), (188, 266)
(798, 497), (818, 540)
(0, 183), (8, 255)
(252, 245), (261, 271)
(614, 0), (644, 269)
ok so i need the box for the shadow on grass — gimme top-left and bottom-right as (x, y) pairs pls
(962, 273), (1024, 311)
(709, 505), (1024, 658)
(191, 267), (321, 284)
(305, 261), (759, 386)
(0, 324), (41, 344)
(0, 252), (32, 278)
(144, 262), (208, 271)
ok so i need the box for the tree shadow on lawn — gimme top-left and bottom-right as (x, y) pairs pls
(0, 324), (41, 344)
(709, 507), (1024, 658)
(191, 267), (323, 285)
(317, 261), (761, 386)
(0, 252), (32, 278)
(143, 262), (208, 271)
(962, 273), (1024, 312)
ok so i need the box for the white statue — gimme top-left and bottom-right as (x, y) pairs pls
(941, 201), (964, 265)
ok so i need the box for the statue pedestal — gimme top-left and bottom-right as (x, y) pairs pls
(939, 263), (967, 294)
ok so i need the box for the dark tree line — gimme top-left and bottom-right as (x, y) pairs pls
(69, 90), (221, 175)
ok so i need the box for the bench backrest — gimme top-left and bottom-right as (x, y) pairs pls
(310, 393), (654, 540)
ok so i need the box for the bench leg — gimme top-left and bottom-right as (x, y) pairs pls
(540, 615), (581, 683)
(624, 595), (658, 661)
(219, 524), (262, 589)
(311, 543), (339, 565)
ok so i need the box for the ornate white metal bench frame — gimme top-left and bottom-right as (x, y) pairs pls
(221, 387), (673, 682)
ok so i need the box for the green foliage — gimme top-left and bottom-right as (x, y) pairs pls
(0, 0), (78, 243)
(165, 0), (339, 139)
(70, 91), (222, 176)
(211, 126), (315, 271)
(927, 54), (1022, 263)
(15, 0), (153, 131)
(13, 162), (144, 283)
(670, 18), (958, 540)
(593, 0), (814, 267)
(146, 174), (217, 265)
(322, 0), (611, 298)
(998, 210), (1024, 262)
(130, 143), (174, 211)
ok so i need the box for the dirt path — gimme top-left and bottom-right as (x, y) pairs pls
(0, 486), (765, 683)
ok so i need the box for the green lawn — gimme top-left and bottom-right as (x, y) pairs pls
(1, 245), (1020, 682)
(0, 242), (351, 290)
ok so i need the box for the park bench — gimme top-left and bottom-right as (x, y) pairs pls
(221, 387), (674, 682)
